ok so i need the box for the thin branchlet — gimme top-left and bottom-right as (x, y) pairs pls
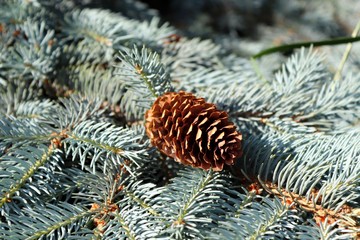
(27, 209), (95, 240)
(0, 145), (54, 208)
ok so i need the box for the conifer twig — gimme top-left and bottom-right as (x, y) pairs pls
(0, 145), (55, 208)
(237, 175), (359, 234)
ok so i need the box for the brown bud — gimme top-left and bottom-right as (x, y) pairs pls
(145, 91), (242, 171)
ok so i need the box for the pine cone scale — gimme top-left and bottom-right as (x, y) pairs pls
(215, 132), (225, 142)
(145, 91), (243, 171)
(195, 128), (202, 141)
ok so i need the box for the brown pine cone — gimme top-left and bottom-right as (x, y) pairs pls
(145, 91), (242, 171)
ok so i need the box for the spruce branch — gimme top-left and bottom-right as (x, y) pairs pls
(258, 180), (359, 232)
(173, 171), (215, 225)
(120, 90), (146, 121)
(0, 117), (53, 145)
(122, 187), (160, 216)
(103, 206), (161, 240)
(0, 79), (36, 115)
(176, 68), (241, 92)
(116, 45), (172, 100)
(233, 132), (360, 237)
(28, 209), (94, 240)
(15, 99), (59, 121)
(247, 198), (298, 240)
(55, 96), (105, 130)
(0, 144), (58, 209)
(1, 1), (360, 239)
(208, 48), (360, 135)
(132, 17), (175, 47)
(62, 9), (173, 50)
(112, 209), (137, 240)
(74, 167), (162, 237)
(1, 202), (95, 239)
(219, 173), (359, 239)
(273, 134), (360, 209)
(62, 9), (131, 49)
(116, 175), (163, 217)
(161, 37), (221, 78)
(63, 120), (146, 173)
(209, 196), (307, 240)
(156, 169), (237, 239)
(0, 0), (48, 27)
(67, 65), (127, 105)
(232, 190), (259, 218)
(0, 19), (60, 83)
(315, 220), (357, 240)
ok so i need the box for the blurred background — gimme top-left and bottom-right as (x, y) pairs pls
(60, 0), (360, 71)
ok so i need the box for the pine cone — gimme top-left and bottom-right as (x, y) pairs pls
(145, 91), (242, 171)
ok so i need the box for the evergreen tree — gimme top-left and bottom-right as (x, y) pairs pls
(0, 0), (359, 239)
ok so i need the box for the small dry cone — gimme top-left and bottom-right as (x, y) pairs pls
(145, 91), (242, 171)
